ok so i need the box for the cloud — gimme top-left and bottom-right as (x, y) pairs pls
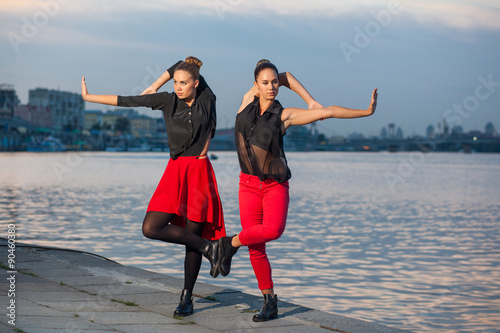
(3, 0), (500, 31)
(403, 1), (500, 30)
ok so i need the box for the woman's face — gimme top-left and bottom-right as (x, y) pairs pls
(254, 68), (279, 101)
(173, 70), (198, 101)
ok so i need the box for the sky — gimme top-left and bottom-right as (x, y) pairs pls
(1, 0), (500, 137)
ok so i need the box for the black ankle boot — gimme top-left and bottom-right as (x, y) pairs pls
(218, 236), (238, 276)
(252, 294), (278, 322)
(174, 289), (193, 316)
(200, 240), (219, 278)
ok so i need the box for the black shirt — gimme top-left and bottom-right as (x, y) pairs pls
(117, 61), (216, 159)
(235, 96), (291, 183)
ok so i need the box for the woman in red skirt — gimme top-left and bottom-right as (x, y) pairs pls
(81, 56), (225, 317)
(217, 60), (377, 321)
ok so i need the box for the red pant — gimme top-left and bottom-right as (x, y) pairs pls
(238, 172), (289, 290)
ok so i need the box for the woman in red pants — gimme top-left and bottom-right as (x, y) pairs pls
(81, 57), (225, 317)
(218, 59), (377, 322)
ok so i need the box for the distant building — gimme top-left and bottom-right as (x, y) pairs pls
(347, 132), (365, 140)
(112, 108), (138, 118)
(451, 125), (463, 137)
(97, 108), (141, 131)
(328, 136), (345, 145)
(84, 110), (104, 130)
(426, 124), (435, 138)
(101, 111), (122, 130)
(466, 130), (483, 139)
(129, 114), (158, 137)
(284, 125), (317, 151)
(14, 104), (52, 128)
(380, 127), (388, 140)
(443, 119), (450, 136)
(28, 88), (84, 131)
(211, 128), (235, 150)
(396, 127), (404, 140)
(388, 123), (395, 139)
(380, 123), (403, 140)
(0, 84), (20, 119)
(86, 108), (159, 135)
(485, 122), (496, 137)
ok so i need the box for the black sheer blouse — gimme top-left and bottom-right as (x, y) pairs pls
(117, 61), (216, 159)
(235, 96), (291, 183)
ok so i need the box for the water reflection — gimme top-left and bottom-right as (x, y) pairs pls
(1, 152), (499, 333)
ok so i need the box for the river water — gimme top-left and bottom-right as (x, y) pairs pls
(1, 151), (499, 332)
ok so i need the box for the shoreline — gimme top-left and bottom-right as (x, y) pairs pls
(0, 238), (412, 332)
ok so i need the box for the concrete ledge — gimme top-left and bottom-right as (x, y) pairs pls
(0, 239), (413, 332)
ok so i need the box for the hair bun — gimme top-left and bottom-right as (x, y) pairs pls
(254, 59), (278, 80)
(256, 59), (271, 66)
(185, 56), (203, 68)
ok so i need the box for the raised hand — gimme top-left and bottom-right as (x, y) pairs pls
(308, 100), (324, 109)
(141, 85), (158, 95)
(368, 88), (378, 115)
(79, 76), (118, 106)
(81, 76), (88, 100)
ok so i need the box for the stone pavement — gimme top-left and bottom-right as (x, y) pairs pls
(0, 239), (412, 333)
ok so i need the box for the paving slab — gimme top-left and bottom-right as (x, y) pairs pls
(109, 323), (219, 333)
(0, 239), (413, 333)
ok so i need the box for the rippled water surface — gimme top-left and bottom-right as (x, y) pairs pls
(1, 151), (499, 332)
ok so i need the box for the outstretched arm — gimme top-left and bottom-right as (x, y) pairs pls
(283, 88), (377, 129)
(81, 76), (118, 105)
(279, 72), (323, 109)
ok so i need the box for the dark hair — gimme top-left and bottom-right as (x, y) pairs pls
(254, 59), (279, 81)
(175, 56), (203, 80)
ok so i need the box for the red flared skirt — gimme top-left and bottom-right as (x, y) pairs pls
(147, 156), (226, 240)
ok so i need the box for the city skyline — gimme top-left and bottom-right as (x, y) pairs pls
(5, 84), (498, 139)
(1, 1), (500, 136)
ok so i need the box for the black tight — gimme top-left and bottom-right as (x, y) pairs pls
(142, 212), (207, 249)
(183, 219), (205, 293)
(142, 211), (207, 292)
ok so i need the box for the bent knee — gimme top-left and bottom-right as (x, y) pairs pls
(262, 227), (284, 242)
(142, 224), (156, 239)
(142, 220), (161, 239)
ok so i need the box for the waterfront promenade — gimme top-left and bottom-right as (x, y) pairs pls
(0, 238), (411, 332)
